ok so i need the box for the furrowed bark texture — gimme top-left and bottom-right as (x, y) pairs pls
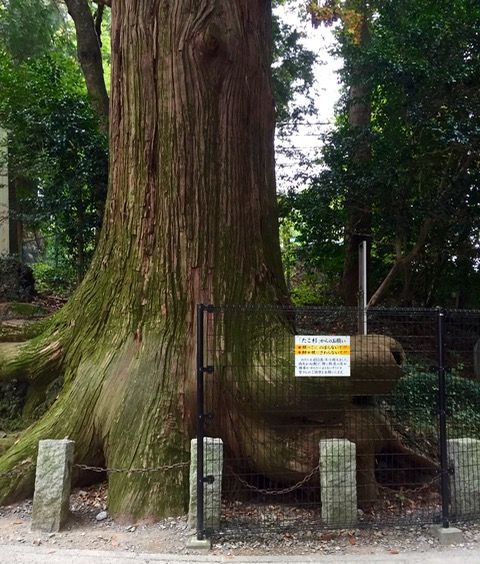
(0, 0), (429, 518)
(0, 0), (287, 519)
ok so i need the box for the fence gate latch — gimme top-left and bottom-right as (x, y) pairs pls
(202, 475), (215, 484)
(201, 366), (214, 374)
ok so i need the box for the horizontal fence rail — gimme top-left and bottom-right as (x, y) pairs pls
(196, 305), (480, 539)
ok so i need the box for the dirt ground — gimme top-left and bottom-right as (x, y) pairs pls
(0, 483), (479, 558)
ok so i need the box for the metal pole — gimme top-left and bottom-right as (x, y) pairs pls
(196, 304), (205, 540)
(437, 308), (450, 528)
(358, 240), (367, 335)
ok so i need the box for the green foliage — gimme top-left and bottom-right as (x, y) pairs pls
(286, 0), (480, 307)
(391, 365), (480, 438)
(0, 0), (64, 61)
(272, 2), (316, 123)
(279, 206), (341, 304)
(0, 0), (107, 291)
(278, 189), (345, 304)
(0, 49), (108, 284)
(32, 255), (77, 294)
(289, 274), (329, 306)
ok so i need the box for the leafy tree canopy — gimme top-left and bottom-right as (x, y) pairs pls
(286, 0), (480, 307)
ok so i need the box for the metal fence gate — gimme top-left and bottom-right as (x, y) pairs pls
(195, 305), (480, 539)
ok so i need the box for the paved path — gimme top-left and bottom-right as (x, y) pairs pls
(0, 545), (479, 564)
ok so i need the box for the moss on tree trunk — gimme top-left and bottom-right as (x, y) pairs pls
(0, 1), (434, 520)
(0, 0), (288, 519)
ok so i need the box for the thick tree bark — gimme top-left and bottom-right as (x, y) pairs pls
(65, 0), (109, 132)
(0, 0), (433, 520)
(0, 0), (288, 519)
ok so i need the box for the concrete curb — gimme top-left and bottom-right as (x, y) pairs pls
(0, 544), (478, 564)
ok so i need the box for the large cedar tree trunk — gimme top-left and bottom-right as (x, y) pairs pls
(0, 0), (436, 519)
(0, 0), (288, 519)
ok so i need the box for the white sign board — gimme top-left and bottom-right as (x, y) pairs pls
(294, 336), (351, 377)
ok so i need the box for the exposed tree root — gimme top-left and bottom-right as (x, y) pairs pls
(213, 376), (437, 508)
(0, 320), (438, 522)
(0, 328), (192, 519)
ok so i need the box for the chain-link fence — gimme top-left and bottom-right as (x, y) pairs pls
(3, 305), (480, 542)
(196, 305), (480, 539)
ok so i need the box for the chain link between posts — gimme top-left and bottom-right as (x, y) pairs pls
(228, 463), (321, 496)
(377, 472), (441, 495)
(73, 461), (190, 474)
(0, 459), (441, 499)
(0, 461), (190, 479)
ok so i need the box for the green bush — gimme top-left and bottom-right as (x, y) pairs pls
(32, 260), (77, 294)
(391, 365), (480, 438)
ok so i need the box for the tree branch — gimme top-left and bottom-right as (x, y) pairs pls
(64, 0), (109, 133)
(368, 218), (433, 307)
(94, 4), (105, 47)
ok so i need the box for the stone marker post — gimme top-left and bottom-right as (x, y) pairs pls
(448, 438), (480, 516)
(31, 439), (75, 532)
(188, 437), (223, 531)
(319, 439), (357, 527)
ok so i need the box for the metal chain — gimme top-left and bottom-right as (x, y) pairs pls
(230, 465), (440, 498)
(73, 461), (189, 474)
(228, 464), (320, 496)
(377, 472), (441, 495)
(0, 461), (189, 479)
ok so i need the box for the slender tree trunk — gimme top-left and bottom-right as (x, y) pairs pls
(342, 81), (371, 305)
(65, 0), (109, 132)
(341, 5), (372, 306)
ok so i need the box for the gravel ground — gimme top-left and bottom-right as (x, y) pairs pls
(0, 483), (479, 557)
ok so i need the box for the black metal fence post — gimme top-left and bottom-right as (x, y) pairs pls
(436, 308), (450, 528)
(196, 304), (205, 540)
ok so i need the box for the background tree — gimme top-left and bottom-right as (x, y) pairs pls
(0, 0), (108, 289)
(310, 0), (374, 305)
(287, 0), (480, 307)
(1, 0), (314, 291)
(63, 0), (109, 131)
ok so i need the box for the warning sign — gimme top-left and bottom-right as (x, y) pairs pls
(294, 335), (351, 377)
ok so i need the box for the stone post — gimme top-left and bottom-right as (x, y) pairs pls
(188, 437), (223, 531)
(31, 439), (75, 532)
(319, 439), (357, 527)
(448, 438), (480, 516)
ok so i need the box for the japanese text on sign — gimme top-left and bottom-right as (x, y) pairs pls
(294, 335), (351, 377)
